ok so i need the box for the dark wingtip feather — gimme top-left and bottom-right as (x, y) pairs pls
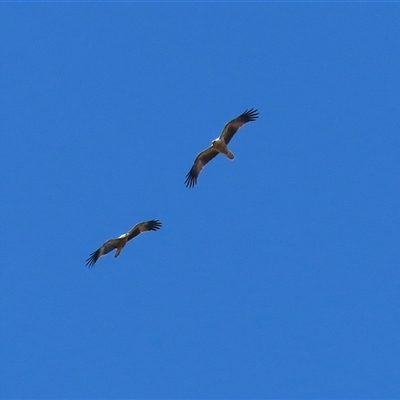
(85, 251), (98, 268)
(149, 219), (162, 231)
(185, 170), (197, 188)
(242, 108), (259, 122)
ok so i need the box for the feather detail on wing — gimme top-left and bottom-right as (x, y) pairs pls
(127, 219), (162, 241)
(219, 108), (259, 145)
(185, 146), (219, 188)
(86, 239), (120, 268)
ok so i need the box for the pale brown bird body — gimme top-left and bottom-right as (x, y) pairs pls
(86, 219), (162, 267)
(185, 108), (259, 188)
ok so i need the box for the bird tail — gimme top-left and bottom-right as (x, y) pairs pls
(225, 149), (235, 160)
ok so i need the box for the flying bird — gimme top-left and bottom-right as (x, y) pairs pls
(86, 219), (162, 268)
(184, 108), (259, 188)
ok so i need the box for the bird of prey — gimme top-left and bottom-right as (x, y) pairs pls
(86, 219), (162, 267)
(184, 108), (259, 188)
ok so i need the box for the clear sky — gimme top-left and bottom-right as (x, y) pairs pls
(1, 3), (400, 399)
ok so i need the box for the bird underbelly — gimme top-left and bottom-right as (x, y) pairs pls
(212, 140), (235, 160)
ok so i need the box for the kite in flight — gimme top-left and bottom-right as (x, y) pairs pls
(86, 219), (162, 267)
(184, 108), (259, 188)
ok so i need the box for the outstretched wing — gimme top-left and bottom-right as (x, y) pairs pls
(127, 219), (162, 241)
(86, 238), (121, 268)
(219, 108), (259, 145)
(185, 146), (219, 188)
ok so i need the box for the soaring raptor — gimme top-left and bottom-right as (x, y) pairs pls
(185, 108), (259, 188)
(86, 219), (162, 267)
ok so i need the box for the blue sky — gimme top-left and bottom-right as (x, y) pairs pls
(1, 3), (400, 399)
